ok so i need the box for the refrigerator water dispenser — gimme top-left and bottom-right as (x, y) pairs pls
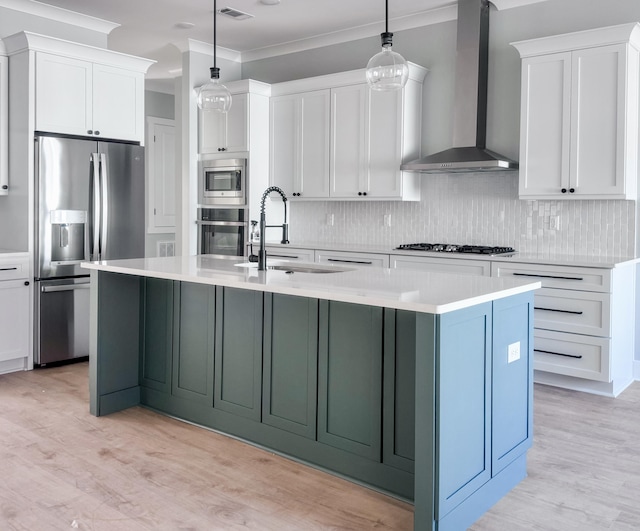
(50, 210), (87, 265)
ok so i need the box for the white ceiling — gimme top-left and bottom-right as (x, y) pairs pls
(26, 0), (547, 80)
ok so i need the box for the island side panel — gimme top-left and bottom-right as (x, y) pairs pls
(413, 312), (437, 531)
(90, 270), (142, 416)
(491, 292), (534, 474)
(434, 292), (534, 531)
(436, 302), (493, 519)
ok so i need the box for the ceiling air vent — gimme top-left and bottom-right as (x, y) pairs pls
(218, 7), (254, 20)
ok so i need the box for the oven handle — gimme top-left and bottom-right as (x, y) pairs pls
(196, 221), (246, 227)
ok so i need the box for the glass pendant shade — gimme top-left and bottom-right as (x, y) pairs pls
(366, 43), (409, 91)
(197, 68), (232, 112)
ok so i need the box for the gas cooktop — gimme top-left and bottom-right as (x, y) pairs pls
(395, 243), (516, 255)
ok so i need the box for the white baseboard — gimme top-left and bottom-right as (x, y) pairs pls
(634, 360), (640, 381)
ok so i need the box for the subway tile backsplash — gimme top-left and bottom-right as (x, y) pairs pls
(288, 173), (636, 258)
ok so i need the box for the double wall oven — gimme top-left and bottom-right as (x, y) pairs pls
(197, 157), (249, 259)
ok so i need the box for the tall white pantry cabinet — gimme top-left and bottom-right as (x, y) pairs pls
(513, 23), (640, 200)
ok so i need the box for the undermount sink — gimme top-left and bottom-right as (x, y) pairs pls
(235, 262), (353, 274)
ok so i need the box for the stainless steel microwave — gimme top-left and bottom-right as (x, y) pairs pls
(198, 157), (246, 205)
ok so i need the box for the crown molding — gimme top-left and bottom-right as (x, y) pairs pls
(241, 5), (457, 63)
(174, 38), (242, 63)
(491, 0), (551, 10)
(0, 0), (119, 34)
(3, 31), (155, 71)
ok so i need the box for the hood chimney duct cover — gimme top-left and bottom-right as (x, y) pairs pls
(401, 0), (518, 173)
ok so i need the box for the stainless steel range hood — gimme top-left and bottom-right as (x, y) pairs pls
(401, 0), (518, 173)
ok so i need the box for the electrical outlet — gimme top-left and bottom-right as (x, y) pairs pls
(326, 213), (334, 226)
(550, 215), (560, 230)
(383, 214), (392, 227)
(508, 341), (521, 364)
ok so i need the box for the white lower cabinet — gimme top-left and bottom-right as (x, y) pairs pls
(315, 250), (390, 268)
(0, 255), (31, 374)
(492, 260), (635, 396)
(390, 254), (491, 276)
(264, 246), (315, 263)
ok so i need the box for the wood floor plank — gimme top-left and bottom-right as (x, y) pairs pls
(1, 363), (639, 530)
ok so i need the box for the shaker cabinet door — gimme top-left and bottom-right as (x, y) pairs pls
(92, 64), (144, 142)
(36, 53), (93, 136)
(518, 52), (572, 197)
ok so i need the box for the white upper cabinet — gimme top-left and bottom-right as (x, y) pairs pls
(270, 63), (427, 202)
(513, 23), (640, 200)
(199, 92), (249, 153)
(4, 32), (153, 144)
(35, 54), (93, 137)
(198, 80), (271, 155)
(270, 90), (330, 198)
(0, 47), (7, 196)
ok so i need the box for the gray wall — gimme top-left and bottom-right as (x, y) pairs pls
(145, 90), (175, 120)
(0, 6), (107, 46)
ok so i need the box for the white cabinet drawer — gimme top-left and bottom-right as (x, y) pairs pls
(390, 254), (490, 276)
(265, 246), (315, 263)
(534, 329), (610, 382)
(534, 288), (610, 336)
(315, 250), (390, 268)
(491, 262), (610, 292)
(0, 257), (29, 281)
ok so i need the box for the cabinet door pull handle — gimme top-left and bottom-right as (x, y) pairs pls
(569, 188), (575, 193)
(534, 348), (583, 359)
(561, 188), (567, 193)
(269, 254), (300, 259)
(0, 267), (18, 271)
(327, 258), (373, 265)
(513, 272), (584, 281)
(534, 306), (583, 315)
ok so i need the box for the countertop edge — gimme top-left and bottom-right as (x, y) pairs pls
(81, 260), (540, 315)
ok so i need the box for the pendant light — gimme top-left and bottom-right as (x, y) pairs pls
(366, 0), (409, 91)
(197, 0), (232, 112)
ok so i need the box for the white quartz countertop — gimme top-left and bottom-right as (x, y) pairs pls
(81, 255), (540, 315)
(264, 241), (640, 268)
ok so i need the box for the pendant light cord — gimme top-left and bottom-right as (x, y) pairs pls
(213, 0), (217, 69)
(385, 0), (388, 33)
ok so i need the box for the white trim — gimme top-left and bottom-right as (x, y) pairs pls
(0, 0), (119, 35)
(177, 39), (242, 63)
(3, 31), (155, 72)
(146, 117), (177, 235)
(512, 22), (640, 57)
(634, 360), (640, 381)
(492, 0), (552, 9)
(270, 62), (428, 96)
(534, 370), (634, 398)
(241, 5), (457, 63)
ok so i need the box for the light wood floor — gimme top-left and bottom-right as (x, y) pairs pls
(0, 363), (638, 530)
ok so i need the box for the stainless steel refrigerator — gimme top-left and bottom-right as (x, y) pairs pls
(34, 134), (145, 365)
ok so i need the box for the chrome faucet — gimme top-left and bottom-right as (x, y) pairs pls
(255, 186), (289, 271)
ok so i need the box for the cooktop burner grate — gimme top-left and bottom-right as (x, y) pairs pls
(396, 243), (516, 255)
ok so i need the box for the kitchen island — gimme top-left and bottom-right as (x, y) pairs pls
(81, 255), (539, 531)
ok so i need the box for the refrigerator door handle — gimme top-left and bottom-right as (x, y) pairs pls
(91, 153), (101, 260)
(99, 153), (109, 260)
